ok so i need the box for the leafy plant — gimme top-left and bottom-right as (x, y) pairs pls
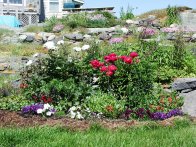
(44, 16), (60, 32)
(86, 91), (125, 118)
(120, 5), (135, 20)
(165, 5), (180, 26)
(172, 33), (186, 69)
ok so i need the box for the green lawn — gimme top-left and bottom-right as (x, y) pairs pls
(0, 121), (196, 147)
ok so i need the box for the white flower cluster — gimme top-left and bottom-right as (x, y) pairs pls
(36, 103), (55, 116)
(68, 106), (91, 120)
(73, 44), (90, 52)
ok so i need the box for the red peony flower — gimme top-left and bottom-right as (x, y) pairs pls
(124, 56), (133, 64)
(100, 65), (108, 72)
(106, 71), (113, 76)
(120, 55), (127, 60)
(104, 53), (118, 62)
(108, 53), (117, 57)
(108, 65), (117, 71)
(90, 60), (103, 69)
(130, 52), (138, 58)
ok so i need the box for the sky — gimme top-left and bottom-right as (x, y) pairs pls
(83, 0), (196, 16)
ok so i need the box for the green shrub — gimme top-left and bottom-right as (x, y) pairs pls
(21, 46), (92, 111)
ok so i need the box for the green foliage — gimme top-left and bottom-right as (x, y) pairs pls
(0, 75), (30, 111)
(149, 83), (184, 112)
(0, 95), (30, 111)
(120, 5), (135, 20)
(86, 91), (125, 118)
(44, 16), (60, 32)
(172, 34), (186, 69)
(165, 5), (180, 26)
(21, 45), (92, 111)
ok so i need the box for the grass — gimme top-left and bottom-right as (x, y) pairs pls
(0, 29), (14, 39)
(25, 25), (44, 33)
(0, 43), (47, 56)
(0, 120), (196, 147)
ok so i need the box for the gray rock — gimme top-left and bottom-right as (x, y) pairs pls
(172, 78), (196, 91)
(19, 34), (27, 42)
(182, 90), (196, 117)
(64, 34), (84, 41)
(0, 65), (5, 71)
(99, 33), (112, 40)
(167, 33), (176, 40)
(87, 27), (116, 34)
(47, 34), (56, 41)
(25, 35), (34, 42)
(43, 41), (56, 50)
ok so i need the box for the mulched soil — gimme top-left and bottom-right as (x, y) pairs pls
(0, 110), (190, 131)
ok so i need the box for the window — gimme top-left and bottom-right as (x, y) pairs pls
(50, 0), (59, 12)
(3, 0), (22, 4)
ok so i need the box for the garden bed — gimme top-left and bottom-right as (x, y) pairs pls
(0, 110), (188, 131)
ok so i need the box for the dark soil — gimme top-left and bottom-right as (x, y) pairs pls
(0, 110), (187, 131)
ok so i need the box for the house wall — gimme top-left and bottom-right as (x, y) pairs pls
(44, 0), (65, 18)
(43, 0), (84, 19)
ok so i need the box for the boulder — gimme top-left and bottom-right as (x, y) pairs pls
(64, 34), (84, 41)
(35, 33), (43, 41)
(43, 41), (56, 50)
(25, 35), (34, 42)
(52, 24), (64, 33)
(99, 33), (111, 40)
(87, 27), (116, 34)
(47, 34), (56, 41)
(166, 33), (176, 40)
(126, 20), (139, 25)
(121, 28), (129, 34)
(172, 78), (196, 91)
(19, 34), (27, 42)
(181, 90), (196, 117)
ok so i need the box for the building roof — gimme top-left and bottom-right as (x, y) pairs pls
(73, 0), (84, 4)
(63, 7), (114, 12)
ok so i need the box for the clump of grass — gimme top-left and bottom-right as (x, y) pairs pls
(138, 9), (167, 19)
(25, 25), (44, 33)
(0, 29), (14, 39)
(0, 43), (47, 56)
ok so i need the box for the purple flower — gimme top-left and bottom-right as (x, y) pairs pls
(21, 103), (44, 114)
(151, 109), (183, 120)
(143, 28), (156, 36)
(109, 37), (124, 44)
(161, 27), (178, 33)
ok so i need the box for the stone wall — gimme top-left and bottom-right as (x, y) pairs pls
(180, 10), (196, 32)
